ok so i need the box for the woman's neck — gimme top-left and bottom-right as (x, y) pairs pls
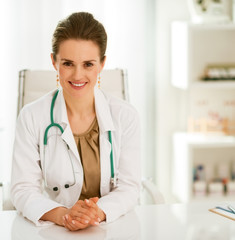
(63, 92), (95, 118)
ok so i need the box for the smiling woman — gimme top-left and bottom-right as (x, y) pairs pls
(10, 12), (141, 231)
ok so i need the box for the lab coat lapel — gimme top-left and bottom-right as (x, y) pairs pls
(94, 87), (115, 133)
(53, 89), (80, 161)
(94, 88), (116, 196)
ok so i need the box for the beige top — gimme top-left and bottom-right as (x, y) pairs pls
(73, 118), (101, 200)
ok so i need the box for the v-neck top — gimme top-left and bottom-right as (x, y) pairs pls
(73, 118), (101, 200)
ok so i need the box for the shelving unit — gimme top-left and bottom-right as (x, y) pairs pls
(171, 21), (235, 89)
(172, 132), (235, 202)
(171, 21), (235, 202)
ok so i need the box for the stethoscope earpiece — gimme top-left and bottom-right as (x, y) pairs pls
(64, 184), (70, 189)
(53, 187), (58, 191)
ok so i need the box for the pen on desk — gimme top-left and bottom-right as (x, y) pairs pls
(215, 206), (233, 213)
(228, 205), (235, 214)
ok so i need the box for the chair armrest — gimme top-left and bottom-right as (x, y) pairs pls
(141, 179), (165, 204)
(0, 182), (3, 210)
(1, 182), (15, 210)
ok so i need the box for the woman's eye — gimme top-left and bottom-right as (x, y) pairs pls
(63, 62), (72, 67)
(85, 62), (93, 67)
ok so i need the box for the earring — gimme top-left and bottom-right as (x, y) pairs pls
(98, 73), (101, 89)
(56, 74), (60, 89)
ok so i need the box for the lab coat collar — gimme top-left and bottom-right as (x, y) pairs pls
(94, 87), (116, 134)
(54, 87), (116, 134)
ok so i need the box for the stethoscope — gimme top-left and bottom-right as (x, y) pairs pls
(43, 89), (116, 192)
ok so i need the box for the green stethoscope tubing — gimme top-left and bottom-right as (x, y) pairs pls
(108, 131), (114, 178)
(43, 89), (115, 182)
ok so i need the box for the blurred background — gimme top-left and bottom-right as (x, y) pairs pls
(1, 0), (235, 207)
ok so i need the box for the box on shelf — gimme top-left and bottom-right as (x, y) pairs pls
(188, 117), (235, 135)
(208, 182), (224, 197)
(193, 181), (207, 197)
(227, 181), (235, 196)
(201, 64), (235, 81)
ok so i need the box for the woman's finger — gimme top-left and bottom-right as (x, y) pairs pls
(78, 205), (98, 219)
(63, 215), (88, 231)
(70, 203), (96, 220)
(89, 197), (99, 203)
(84, 199), (99, 210)
(72, 217), (90, 225)
(63, 215), (77, 231)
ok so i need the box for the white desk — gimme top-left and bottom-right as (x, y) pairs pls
(0, 202), (234, 240)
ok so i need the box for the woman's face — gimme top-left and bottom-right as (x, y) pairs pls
(51, 39), (105, 100)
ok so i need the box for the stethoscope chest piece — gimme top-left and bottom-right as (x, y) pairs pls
(110, 175), (118, 188)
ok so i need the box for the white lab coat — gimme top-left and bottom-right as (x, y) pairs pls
(11, 88), (141, 226)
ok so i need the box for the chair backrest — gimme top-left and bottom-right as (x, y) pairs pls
(18, 69), (128, 114)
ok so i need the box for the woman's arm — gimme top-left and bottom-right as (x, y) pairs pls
(11, 108), (64, 226)
(97, 106), (141, 223)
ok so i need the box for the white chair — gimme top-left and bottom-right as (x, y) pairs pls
(141, 178), (165, 204)
(17, 69), (129, 114)
(1, 182), (13, 210)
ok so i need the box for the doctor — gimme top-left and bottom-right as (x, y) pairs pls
(11, 12), (141, 231)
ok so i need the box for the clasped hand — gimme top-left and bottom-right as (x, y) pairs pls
(62, 197), (105, 231)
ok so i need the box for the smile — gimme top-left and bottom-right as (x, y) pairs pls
(70, 82), (86, 87)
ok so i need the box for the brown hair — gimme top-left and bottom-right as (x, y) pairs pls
(52, 12), (107, 62)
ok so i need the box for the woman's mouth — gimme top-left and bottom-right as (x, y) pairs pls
(69, 81), (87, 89)
(70, 82), (86, 87)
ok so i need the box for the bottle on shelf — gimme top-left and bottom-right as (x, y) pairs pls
(193, 164), (207, 197)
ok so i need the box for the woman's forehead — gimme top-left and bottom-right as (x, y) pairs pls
(57, 39), (100, 61)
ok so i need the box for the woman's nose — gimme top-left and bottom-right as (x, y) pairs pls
(73, 66), (84, 80)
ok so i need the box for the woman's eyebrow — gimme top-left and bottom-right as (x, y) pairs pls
(61, 59), (97, 63)
(61, 58), (74, 62)
(83, 60), (97, 62)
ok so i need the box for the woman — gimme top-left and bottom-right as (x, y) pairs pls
(11, 12), (141, 231)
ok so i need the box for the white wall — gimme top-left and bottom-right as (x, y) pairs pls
(155, 0), (190, 201)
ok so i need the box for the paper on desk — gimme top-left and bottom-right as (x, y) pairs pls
(209, 205), (235, 221)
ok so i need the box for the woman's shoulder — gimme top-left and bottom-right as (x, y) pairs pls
(101, 89), (134, 107)
(18, 89), (55, 118)
(101, 90), (139, 120)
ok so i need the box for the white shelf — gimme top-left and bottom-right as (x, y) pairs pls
(191, 195), (235, 203)
(190, 81), (235, 89)
(187, 22), (235, 30)
(174, 132), (235, 148)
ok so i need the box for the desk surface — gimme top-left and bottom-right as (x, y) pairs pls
(1, 202), (234, 240)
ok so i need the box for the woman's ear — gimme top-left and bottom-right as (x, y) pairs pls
(50, 53), (57, 71)
(100, 56), (106, 72)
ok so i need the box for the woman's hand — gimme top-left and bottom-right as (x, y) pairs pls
(83, 198), (106, 222)
(63, 197), (106, 231)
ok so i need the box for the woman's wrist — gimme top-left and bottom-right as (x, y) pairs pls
(55, 207), (69, 226)
(40, 207), (68, 226)
(99, 209), (106, 222)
